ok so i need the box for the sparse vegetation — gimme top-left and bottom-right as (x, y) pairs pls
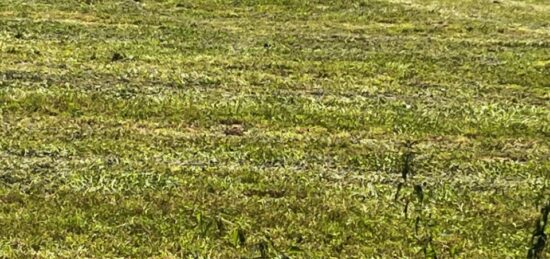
(0, 0), (549, 257)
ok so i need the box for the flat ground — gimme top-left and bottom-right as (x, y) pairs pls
(0, 0), (549, 257)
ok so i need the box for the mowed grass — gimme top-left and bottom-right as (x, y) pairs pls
(0, 0), (549, 257)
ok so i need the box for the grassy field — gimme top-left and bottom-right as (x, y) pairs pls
(0, 0), (549, 257)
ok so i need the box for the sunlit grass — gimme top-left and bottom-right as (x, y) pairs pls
(0, 0), (549, 257)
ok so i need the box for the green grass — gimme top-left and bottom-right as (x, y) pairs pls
(0, 0), (549, 257)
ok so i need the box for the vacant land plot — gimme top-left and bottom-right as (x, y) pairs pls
(0, 0), (549, 257)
